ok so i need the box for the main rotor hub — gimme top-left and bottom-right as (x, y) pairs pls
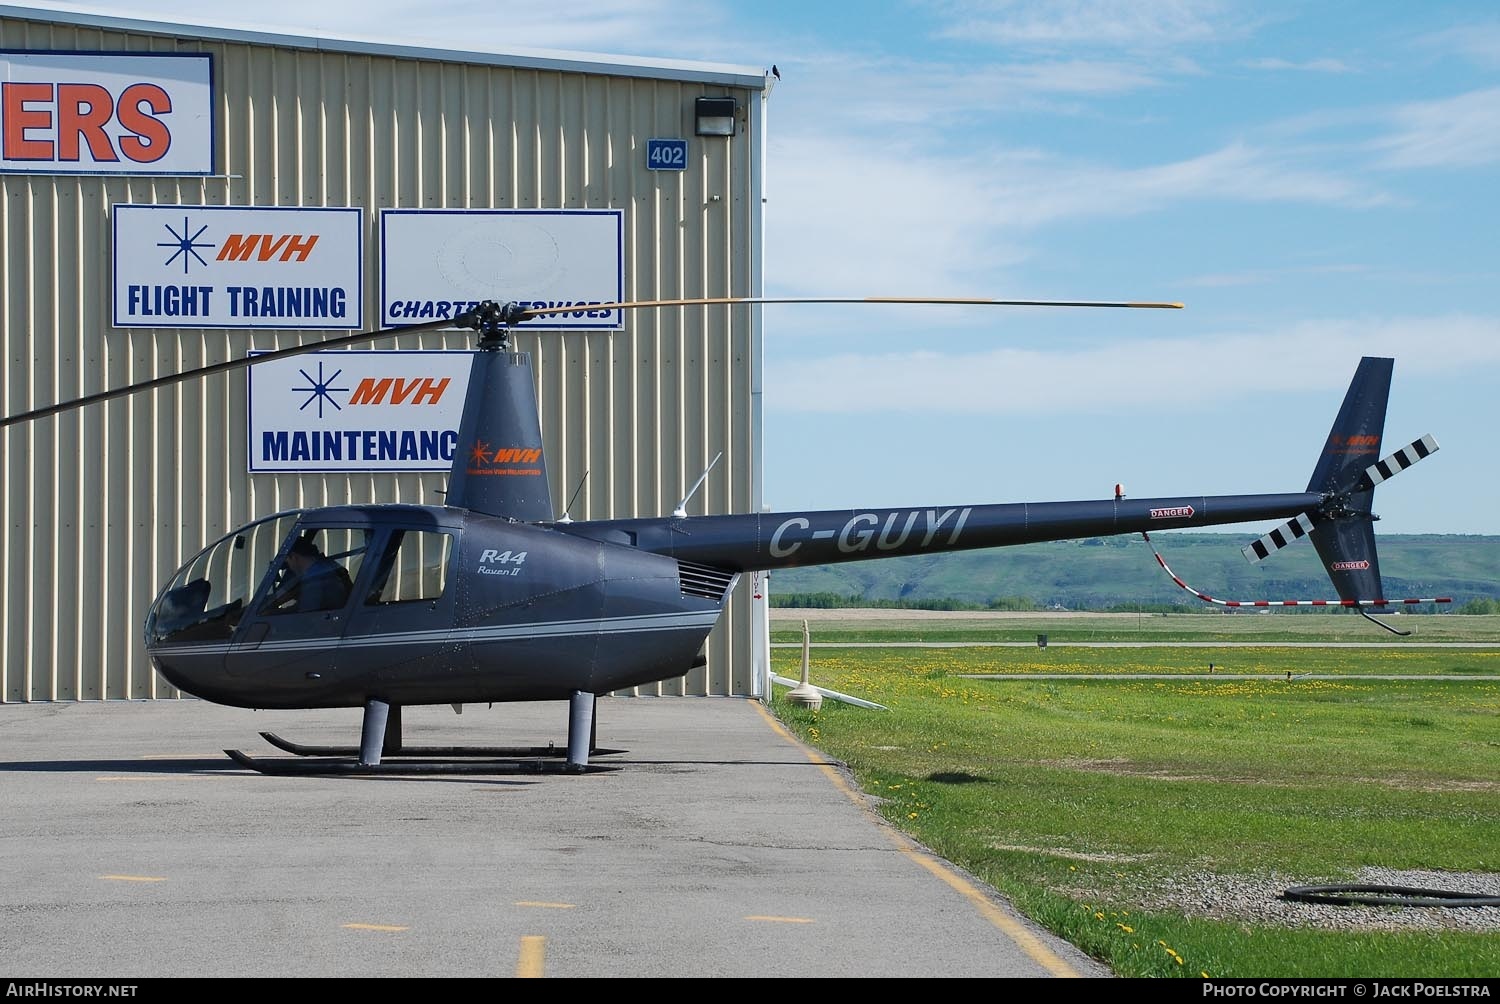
(457, 300), (529, 350)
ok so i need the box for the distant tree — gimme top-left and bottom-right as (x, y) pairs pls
(985, 596), (1039, 611)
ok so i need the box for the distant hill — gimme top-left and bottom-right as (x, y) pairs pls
(764, 533), (1500, 611)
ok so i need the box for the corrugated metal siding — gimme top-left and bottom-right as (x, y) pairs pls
(0, 12), (765, 702)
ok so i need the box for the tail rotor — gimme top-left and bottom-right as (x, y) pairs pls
(1147, 358), (1450, 634)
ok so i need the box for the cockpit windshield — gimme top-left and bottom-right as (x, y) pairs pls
(144, 511), (304, 645)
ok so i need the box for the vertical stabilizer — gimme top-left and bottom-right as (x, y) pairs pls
(1305, 356), (1392, 496)
(445, 350), (554, 521)
(1302, 357), (1391, 603)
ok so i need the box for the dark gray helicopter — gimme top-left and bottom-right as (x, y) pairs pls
(1, 297), (1445, 775)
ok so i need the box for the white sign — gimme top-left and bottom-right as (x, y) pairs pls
(380, 209), (624, 329)
(113, 205), (363, 329)
(1, 51), (214, 175)
(247, 350), (471, 472)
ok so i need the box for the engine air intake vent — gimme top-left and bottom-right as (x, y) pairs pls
(678, 561), (737, 602)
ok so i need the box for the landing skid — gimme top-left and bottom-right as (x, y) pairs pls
(258, 731), (626, 759)
(228, 692), (613, 776)
(224, 748), (620, 776)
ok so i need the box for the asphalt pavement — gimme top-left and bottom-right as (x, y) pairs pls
(0, 698), (1112, 979)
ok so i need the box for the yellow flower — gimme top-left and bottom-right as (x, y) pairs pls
(1117, 923), (1134, 933)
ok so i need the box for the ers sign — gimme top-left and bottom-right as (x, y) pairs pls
(0, 51), (213, 175)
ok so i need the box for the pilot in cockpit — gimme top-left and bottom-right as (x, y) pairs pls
(280, 536), (353, 613)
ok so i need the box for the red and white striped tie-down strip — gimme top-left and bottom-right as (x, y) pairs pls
(1142, 531), (1452, 609)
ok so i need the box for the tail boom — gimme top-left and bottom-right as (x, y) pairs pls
(571, 491), (1325, 572)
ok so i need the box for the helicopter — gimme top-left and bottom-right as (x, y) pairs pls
(1, 296), (1446, 775)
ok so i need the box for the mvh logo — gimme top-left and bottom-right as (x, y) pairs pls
(216, 234), (320, 262)
(348, 377), (450, 406)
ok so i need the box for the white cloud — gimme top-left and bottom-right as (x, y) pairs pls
(1160, 143), (1388, 202)
(765, 314), (1500, 414)
(765, 135), (1034, 296)
(922, 0), (1239, 48)
(765, 131), (1389, 298)
(1180, 264), (1373, 288)
(19, 1), (740, 63)
(1240, 56), (1353, 73)
(1416, 22), (1500, 69)
(1372, 88), (1500, 169)
(763, 51), (1176, 140)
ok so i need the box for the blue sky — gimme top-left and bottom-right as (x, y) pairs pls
(27, 1), (1500, 534)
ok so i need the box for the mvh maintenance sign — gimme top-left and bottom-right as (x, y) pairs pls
(113, 205), (363, 329)
(1, 51), (214, 175)
(248, 350), (472, 473)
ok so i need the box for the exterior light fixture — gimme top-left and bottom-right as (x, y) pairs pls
(694, 96), (738, 136)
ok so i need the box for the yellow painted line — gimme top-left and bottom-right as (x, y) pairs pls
(516, 935), (545, 978)
(751, 701), (1082, 979)
(745, 915), (815, 924)
(343, 923), (409, 932)
(516, 901), (575, 909)
(99, 875), (166, 883)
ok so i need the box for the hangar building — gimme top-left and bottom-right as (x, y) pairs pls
(0, 6), (773, 703)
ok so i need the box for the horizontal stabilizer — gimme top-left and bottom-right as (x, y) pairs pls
(1242, 512), (1316, 565)
(1355, 434), (1439, 493)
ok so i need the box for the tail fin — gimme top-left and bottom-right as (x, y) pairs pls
(1241, 357), (1440, 608)
(1305, 357), (1391, 604)
(1305, 356), (1392, 498)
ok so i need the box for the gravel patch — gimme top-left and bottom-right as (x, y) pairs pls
(1118, 868), (1500, 932)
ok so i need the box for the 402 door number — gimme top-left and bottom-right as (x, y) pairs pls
(646, 139), (687, 171)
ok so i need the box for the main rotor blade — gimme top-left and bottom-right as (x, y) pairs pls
(520, 295), (1185, 318)
(3, 294), (1183, 429)
(0, 316), (458, 430)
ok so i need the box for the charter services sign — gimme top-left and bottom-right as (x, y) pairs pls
(113, 205), (363, 328)
(380, 208), (624, 329)
(1, 51), (214, 175)
(248, 350), (471, 473)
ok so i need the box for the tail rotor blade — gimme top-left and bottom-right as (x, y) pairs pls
(1354, 434), (1439, 493)
(1242, 512), (1317, 564)
(1247, 434), (1440, 564)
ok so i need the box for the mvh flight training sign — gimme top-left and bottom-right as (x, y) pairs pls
(112, 205), (364, 329)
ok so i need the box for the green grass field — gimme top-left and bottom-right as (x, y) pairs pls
(765, 613), (1500, 978)
(770, 610), (1500, 645)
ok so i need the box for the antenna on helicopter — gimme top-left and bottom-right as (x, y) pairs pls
(672, 452), (722, 518)
(557, 470), (590, 524)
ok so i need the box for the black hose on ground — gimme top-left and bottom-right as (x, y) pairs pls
(1281, 884), (1500, 908)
